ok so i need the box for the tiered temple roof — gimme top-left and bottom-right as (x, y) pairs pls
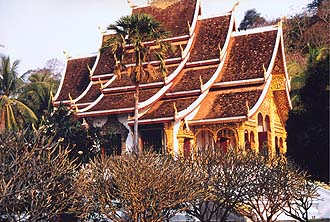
(53, 0), (291, 129)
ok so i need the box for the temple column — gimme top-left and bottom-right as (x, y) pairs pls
(236, 128), (245, 149)
(164, 122), (174, 155)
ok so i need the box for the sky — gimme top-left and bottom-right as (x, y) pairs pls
(0, 0), (312, 75)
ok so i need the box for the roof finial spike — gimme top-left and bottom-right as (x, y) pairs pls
(263, 64), (267, 77)
(278, 17), (285, 28)
(173, 102), (178, 117)
(187, 21), (191, 31)
(127, 0), (136, 8)
(199, 75), (204, 90)
(87, 64), (92, 77)
(179, 44), (184, 58)
(69, 93), (79, 112)
(63, 50), (71, 59)
(97, 26), (106, 35)
(98, 78), (104, 89)
(246, 100), (250, 112)
(218, 43), (222, 59)
(232, 0), (240, 11)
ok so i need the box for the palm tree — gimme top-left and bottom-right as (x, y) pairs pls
(19, 70), (59, 118)
(0, 56), (37, 132)
(107, 13), (169, 153)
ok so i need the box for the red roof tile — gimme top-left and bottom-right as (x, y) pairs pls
(107, 65), (178, 88)
(218, 30), (277, 82)
(193, 88), (263, 120)
(141, 96), (198, 120)
(169, 67), (217, 92)
(87, 88), (161, 112)
(55, 56), (96, 102)
(76, 83), (101, 104)
(189, 15), (231, 62)
(132, 0), (197, 36)
(93, 47), (116, 75)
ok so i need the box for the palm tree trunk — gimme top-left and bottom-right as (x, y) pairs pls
(133, 83), (140, 153)
(0, 108), (5, 133)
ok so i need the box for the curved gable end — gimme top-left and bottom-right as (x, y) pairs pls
(53, 55), (96, 105)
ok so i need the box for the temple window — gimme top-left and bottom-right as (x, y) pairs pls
(101, 134), (122, 156)
(265, 115), (271, 132)
(275, 136), (280, 156)
(196, 130), (214, 151)
(257, 113), (268, 156)
(250, 131), (255, 150)
(184, 138), (191, 158)
(244, 130), (251, 151)
(216, 128), (237, 153)
(140, 124), (164, 153)
(279, 137), (284, 154)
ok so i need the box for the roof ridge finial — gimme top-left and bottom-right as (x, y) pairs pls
(68, 93), (79, 112)
(232, 0), (240, 12)
(263, 64), (267, 77)
(179, 44), (184, 58)
(278, 17), (286, 28)
(87, 64), (93, 77)
(218, 43), (222, 60)
(173, 102), (178, 117)
(63, 50), (71, 59)
(199, 75), (204, 91)
(98, 26), (106, 35)
(127, 0), (136, 8)
(246, 100), (250, 113)
(98, 78), (104, 89)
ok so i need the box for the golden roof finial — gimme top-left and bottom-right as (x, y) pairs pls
(97, 26), (106, 35)
(68, 93), (79, 112)
(232, 0), (240, 11)
(218, 43), (222, 59)
(199, 75), (204, 90)
(179, 44), (184, 58)
(63, 50), (71, 59)
(246, 100), (250, 112)
(173, 102), (178, 116)
(263, 64), (267, 76)
(98, 78), (104, 89)
(87, 64), (93, 77)
(127, 0), (136, 8)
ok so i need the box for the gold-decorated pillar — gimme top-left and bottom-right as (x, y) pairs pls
(164, 122), (174, 155)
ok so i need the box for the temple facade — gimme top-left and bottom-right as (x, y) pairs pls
(53, 0), (291, 157)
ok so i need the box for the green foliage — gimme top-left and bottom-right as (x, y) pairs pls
(238, 9), (267, 31)
(40, 104), (100, 163)
(19, 69), (59, 118)
(286, 48), (329, 182)
(0, 56), (37, 132)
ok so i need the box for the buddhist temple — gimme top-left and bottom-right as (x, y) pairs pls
(53, 0), (291, 157)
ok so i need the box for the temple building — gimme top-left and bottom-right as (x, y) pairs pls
(53, 0), (291, 157)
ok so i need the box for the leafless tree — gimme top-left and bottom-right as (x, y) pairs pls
(0, 129), (78, 222)
(283, 178), (319, 222)
(185, 148), (254, 222)
(234, 153), (304, 222)
(73, 152), (203, 222)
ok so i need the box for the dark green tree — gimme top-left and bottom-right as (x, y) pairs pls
(19, 69), (59, 118)
(286, 48), (329, 182)
(0, 56), (37, 132)
(238, 9), (267, 31)
(41, 104), (100, 163)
